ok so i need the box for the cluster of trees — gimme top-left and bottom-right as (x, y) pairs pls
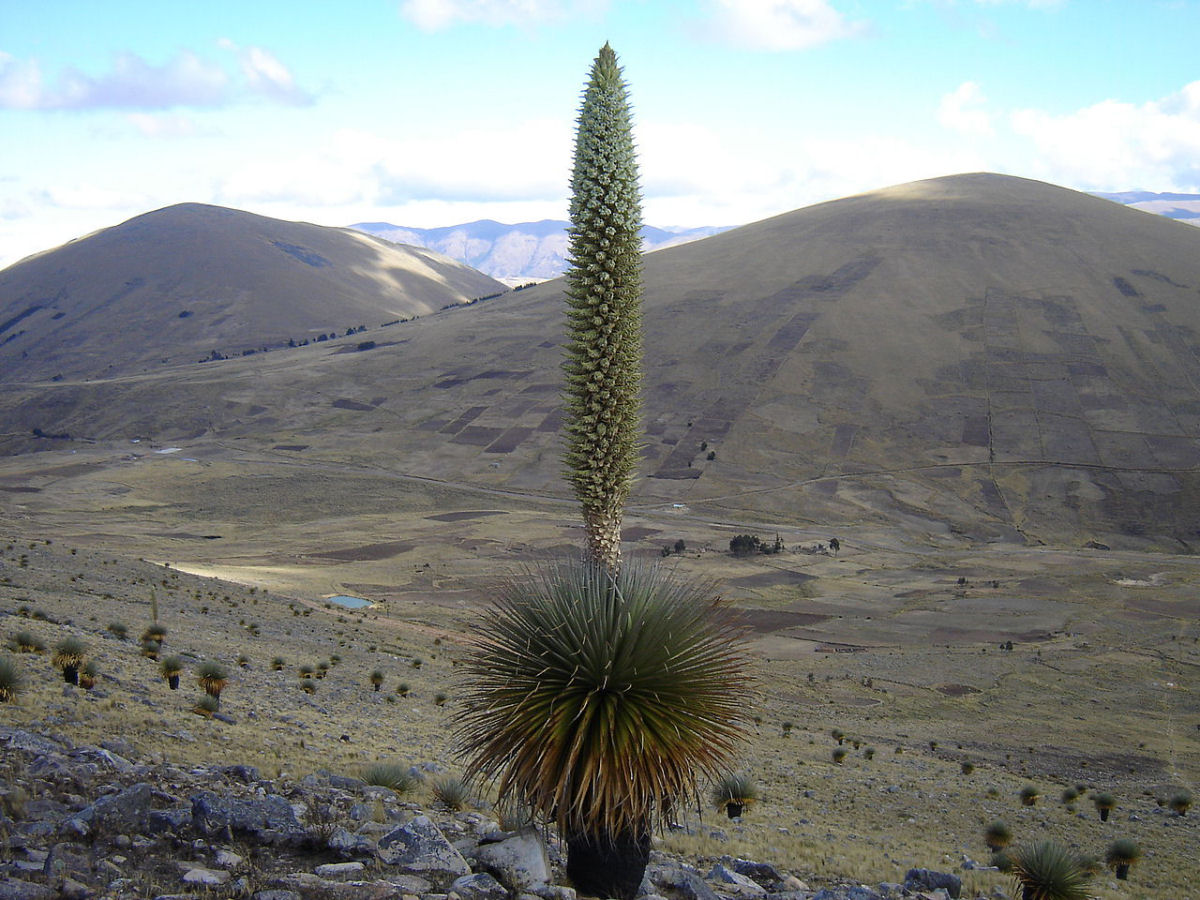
(729, 534), (785, 557)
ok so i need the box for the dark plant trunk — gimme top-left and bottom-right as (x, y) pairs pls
(168, 675), (180, 690)
(725, 801), (744, 819)
(1115, 864), (1129, 880)
(374, 683), (380, 692)
(566, 828), (651, 900)
(62, 665), (78, 685)
(1100, 808), (1110, 822)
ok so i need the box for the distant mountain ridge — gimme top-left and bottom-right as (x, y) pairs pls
(350, 219), (727, 285)
(1096, 189), (1200, 223)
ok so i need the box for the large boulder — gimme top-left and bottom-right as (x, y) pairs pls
(903, 869), (961, 899)
(474, 828), (551, 890)
(377, 815), (471, 887)
(190, 790), (305, 841)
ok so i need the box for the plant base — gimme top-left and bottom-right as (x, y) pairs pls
(566, 829), (651, 900)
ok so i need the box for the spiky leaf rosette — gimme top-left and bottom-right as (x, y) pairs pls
(562, 42), (644, 573)
(457, 560), (751, 839)
(1010, 841), (1091, 900)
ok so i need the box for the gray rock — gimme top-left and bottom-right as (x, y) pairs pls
(315, 862), (366, 878)
(42, 843), (92, 880)
(706, 864), (766, 898)
(147, 806), (192, 831)
(377, 815), (472, 887)
(451, 872), (510, 900)
(474, 828), (550, 890)
(329, 827), (377, 856)
(903, 869), (961, 899)
(252, 892), (302, 900)
(0, 878), (57, 900)
(529, 885), (575, 900)
(647, 864), (720, 900)
(70, 782), (155, 834)
(812, 888), (884, 900)
(729, 860), (784, 888)
(191, 790), (304, 841)
(182, 867), (230, 886)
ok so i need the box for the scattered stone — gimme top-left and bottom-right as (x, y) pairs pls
(450, 872), (510, 900)
(473, 827), (550, 889)
(315, 861), (367, 878)
(904, 868), (961, 899)
(182, 866), (231, 886)
(378, 815), (472, 886)
(706, 863), (766, 898)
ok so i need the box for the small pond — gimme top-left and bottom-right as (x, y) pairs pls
(326, 594), (373, 609)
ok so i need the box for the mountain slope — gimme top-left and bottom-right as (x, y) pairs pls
(6, 173), (1200, 548)
(0, 203), (505, 380)
(350, 219), (727, 284)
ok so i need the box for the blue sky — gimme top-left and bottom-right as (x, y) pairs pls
(3, 0), (1200, 269)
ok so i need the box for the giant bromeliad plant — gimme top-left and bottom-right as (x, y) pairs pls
(457, 43), (752, 900)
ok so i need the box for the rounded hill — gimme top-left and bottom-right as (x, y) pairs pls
(6, 173), (1200, 548)
(0, 203), (505, 380)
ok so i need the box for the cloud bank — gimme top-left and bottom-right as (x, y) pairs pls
(0, 43), (310, 111)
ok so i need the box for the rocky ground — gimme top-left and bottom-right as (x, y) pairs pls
(0, 726), (972, 900)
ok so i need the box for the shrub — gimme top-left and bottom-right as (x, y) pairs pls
(984, 820), (1012, 852)
(107, 622), (129, 640)
(140, 639), (161, 660)
(370, 670), (384, 691)
(271, 656), (286, 671)
(193, 694), (220, 717)
(864, 747), (876, 760)
(361, 762), (417, 794)
(1168, 789), (1192, 816)
(961, 761), (975, 775)
(831, 747), (848, 764)
(10, 630), (43, 653)
(1019, 784), (1040, 806)
(1009, 841), (1090, 900)
(831, 728), (845, 745)
(710, 773), (759, 819)
(434, 692), (448, 707)
(1092, 791), (1116, 821)
(1060, 786), (1079, 806)
(160, 655), (184, 690)
(142, 623), (167, 645)
(1105, 838), (1141, 880)
(52, 637), (87, 684)
(0, 655), (22, 702)
(432, 775), (472, 811)
(78, 660), (99, 690)
(396, 682), (410, 697)
(299, 664), (314, 678)
(196, 661), (228, 700)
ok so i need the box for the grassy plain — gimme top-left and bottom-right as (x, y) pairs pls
(1, 439), (1196, 898)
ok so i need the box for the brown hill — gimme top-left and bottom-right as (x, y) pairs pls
(4, 173), (1200, 548)
(0, 203), (506, 380)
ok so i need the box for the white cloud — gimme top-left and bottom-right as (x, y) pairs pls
(702, 0), (868, 51)
(217, 119), (571, 212)
(0, 44), (309, 111)
(126, 113), (202, 138)
(217, 39), (309, 104)
(399, 0), (606, 30)
(1011, 80), (1200, 190)
(938, 81), (993, 136)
